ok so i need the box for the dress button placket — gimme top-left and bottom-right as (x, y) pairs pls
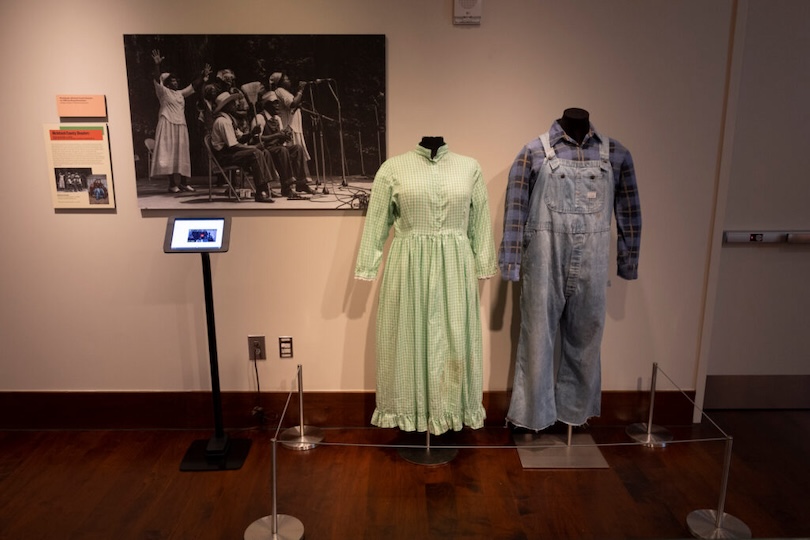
(432, 160), (442, 230)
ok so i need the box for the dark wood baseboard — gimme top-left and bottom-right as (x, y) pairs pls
(0, 390), (695, 430)
(704, 374), (810, 409)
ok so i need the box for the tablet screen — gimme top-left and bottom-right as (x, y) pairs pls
(163, 217), (231, 253)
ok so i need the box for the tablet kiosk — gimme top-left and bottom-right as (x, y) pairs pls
(163, 216), (250, 471)
(163, 217), (231, 253)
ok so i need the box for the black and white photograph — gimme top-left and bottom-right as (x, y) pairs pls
(123, 34), (386, 210)
(54, 168), (91, 193)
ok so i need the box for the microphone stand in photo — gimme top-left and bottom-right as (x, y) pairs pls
(304, 105), (338, 194)
(373, 97), (383, 169)
(304, 83), (323, 187)
(323, 80), (348, 187)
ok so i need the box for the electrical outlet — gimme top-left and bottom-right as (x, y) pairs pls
(248, 335), (266, 361)
(279, 336), (293, 358)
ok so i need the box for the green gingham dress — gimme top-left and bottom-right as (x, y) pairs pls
(354, 144), (497, 435)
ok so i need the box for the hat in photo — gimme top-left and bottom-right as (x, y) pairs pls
(214, 92), (240, 113)
(261, 91), (279, 103)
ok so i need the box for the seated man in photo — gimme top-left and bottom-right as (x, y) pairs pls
(210, 92), (276, 203)
(254, 91), (314, 198)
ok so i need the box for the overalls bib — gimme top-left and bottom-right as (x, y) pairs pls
(507, 132), (613, 430)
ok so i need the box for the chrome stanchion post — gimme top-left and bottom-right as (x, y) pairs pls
(626, 362), (673, 447)
(687, 436), (751, 539)
(244, 438), (305, 540)
(272, 438), (278, 535)
(280, 364), (324, 450)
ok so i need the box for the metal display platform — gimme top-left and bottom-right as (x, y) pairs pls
(514, 430), (609, 469)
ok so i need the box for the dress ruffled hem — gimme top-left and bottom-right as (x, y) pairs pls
(371, 407), (486, 436)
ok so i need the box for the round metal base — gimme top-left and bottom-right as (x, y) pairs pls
(626, 422), (673, 448)
(687, 509), (751, 539)
(398, 447), (458, 466)
(279, 425), (324, 451)
(244, 514), (304, 540)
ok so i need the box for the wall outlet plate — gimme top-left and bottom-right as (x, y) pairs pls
(248, 335), (266, 360)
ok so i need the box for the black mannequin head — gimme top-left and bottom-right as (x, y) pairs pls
(558, 108), (590, 145)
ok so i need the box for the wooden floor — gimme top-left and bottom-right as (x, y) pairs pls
(0, 410), (808, 539)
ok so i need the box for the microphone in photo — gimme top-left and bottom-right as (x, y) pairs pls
(304, 78), (333, 84)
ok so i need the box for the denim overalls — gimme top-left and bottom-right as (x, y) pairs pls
(507, 132), (613, 431)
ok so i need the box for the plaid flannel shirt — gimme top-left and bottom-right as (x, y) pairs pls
(498, 121), (641, 281)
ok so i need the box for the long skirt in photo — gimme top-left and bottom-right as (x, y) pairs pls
(151, 118), (191, 178)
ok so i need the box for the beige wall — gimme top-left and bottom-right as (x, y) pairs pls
(0, 1), (738, 399)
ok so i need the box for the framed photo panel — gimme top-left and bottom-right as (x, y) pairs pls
(123, 34), (386, 210)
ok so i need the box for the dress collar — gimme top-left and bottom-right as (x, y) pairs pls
(414, 143), (449, 161)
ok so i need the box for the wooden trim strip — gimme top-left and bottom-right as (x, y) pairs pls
(0, 390), (695, 430)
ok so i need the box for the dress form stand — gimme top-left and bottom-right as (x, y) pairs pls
(394, 357), (458, 465)
(398, 430), (458, 466)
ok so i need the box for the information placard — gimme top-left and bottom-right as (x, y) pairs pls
(56, 95), (107, 118)
(43, 124), (115, 209)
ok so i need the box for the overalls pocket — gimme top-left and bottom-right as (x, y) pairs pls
(544, 164), (608, 214)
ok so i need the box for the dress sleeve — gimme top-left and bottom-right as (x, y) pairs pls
(468, 163), (498, 279)
(497, 145), (534, 281)
(354, 162), (395, 280)
(153, 79), (168, 105)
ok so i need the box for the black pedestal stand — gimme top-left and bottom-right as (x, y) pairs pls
(180, 252), (251, 471)
(396, 431), (458, 466)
